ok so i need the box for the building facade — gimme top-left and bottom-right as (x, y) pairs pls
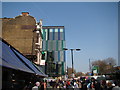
(42, 26), (66, 77)
(1, 12), (43, 65)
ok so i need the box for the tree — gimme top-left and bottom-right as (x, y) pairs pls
(103, 57), (116, 66)
(75, 72), (85, 77)
(91, 57), (116, 74)
(91, 60), (108, 74)
(104, 57), (116, 74)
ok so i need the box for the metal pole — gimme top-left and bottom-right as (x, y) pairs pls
(71, 49), (74, 77)
(63, 48), (80, 78)
(89, 58), (91, 71)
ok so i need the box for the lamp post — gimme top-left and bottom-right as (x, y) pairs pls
(64, 48), (81, 78)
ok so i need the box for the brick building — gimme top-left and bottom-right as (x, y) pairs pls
(1, 12), (42, 65)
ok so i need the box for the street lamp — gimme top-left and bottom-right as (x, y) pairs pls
(63, 48), (81, 78)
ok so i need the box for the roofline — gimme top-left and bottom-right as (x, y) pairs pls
(42, 26), (64, 29)
(43, 25), (64, 27)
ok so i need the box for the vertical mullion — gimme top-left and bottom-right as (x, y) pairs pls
(58, 28), (60, 40)
(53, 28), (55, 40)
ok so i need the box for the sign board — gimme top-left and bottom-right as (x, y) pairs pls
(92, 66), (99, 74)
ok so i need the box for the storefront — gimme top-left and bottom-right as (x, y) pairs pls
(0, 39), (47, 90)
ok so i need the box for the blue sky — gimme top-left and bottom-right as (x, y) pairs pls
(2, 2), (118, 72)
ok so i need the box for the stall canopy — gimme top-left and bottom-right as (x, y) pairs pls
(0, 39), (47, 77)
(11, 48), (47, 77)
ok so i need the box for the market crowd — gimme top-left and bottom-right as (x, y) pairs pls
(24, 76), (120, 90)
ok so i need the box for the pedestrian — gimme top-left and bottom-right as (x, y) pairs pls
(40, 81), (44, 90)
(83, 82), (87, 90)
(63, 82), (66, 88)
(94, 80), (101, 90)
(106, 80), (114, 90)
(32, 82), (40, 90)
(112, 82), (120, 90)
(78, 80), (82, 89)
(66, 80), (71, 88)
(100, 80), (107, 90)
(74, 81), (79, 88)
(23, 82), (33, 90)
(87, 82), (91, 90)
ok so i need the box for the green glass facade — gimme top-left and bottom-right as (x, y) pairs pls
(42, 26), (66, 77)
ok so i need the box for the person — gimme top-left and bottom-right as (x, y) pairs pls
(100, 80), (107, 90)
(74, 81), (79, 88)
(112, 81), (120, 90)
(41, 80), (47, 90)
(63, 81), (67, 88)
(106, 80), (114, 90)
(40, 81), (44, 90)
(23, 82), (33, 90)
(87, 82), (91, 90)
(66, 80), (71, 88)
(94, 80), (101, 90)
(78, 80), (82, 89)
(32, 82), (40, 90)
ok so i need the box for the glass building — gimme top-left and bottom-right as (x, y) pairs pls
(42, 26), (66, 77)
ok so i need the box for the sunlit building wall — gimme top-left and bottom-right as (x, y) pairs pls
(1, 12), (43, 65)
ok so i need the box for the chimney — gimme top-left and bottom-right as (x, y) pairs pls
(21, 12), (29, 16)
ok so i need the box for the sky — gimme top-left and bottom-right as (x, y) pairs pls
(2, 2), (118, 72)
